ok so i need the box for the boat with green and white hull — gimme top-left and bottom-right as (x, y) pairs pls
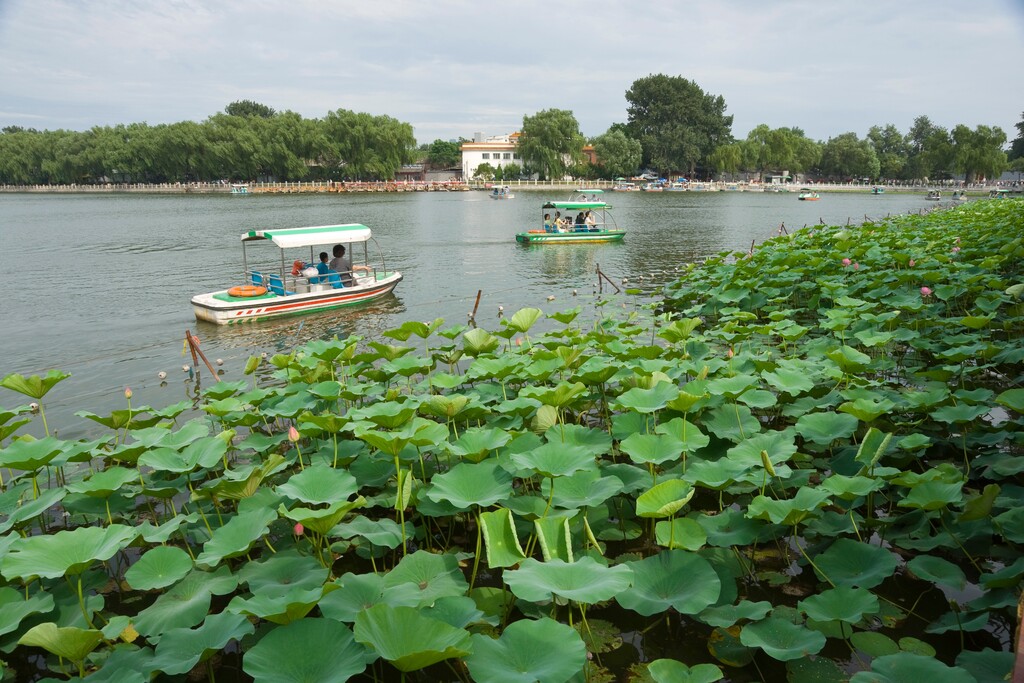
(191, 223), (402, 325)
(516, 191), (626, 244)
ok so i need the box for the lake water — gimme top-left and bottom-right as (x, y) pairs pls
(0, 188), (948, 437)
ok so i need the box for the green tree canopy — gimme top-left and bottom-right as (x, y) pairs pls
(741, 125), (820, 179)
(1009, 111), (1024, 161)
(818, 132), (880, 180)
(591, 129), (643, 179)
(426, 139), (462, 168)
(517, 109), (585, 180)
(224, 100), (277, 119)
(866, 124), (909, 179)
(625, 74), (733, 176)
(951, 124), (1008, 183)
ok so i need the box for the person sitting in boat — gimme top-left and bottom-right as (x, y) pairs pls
(543, 213), (555, 233)
(329, 243), (370, 286)
(585, 210), (597, 231)
(574, 212), (586, 231)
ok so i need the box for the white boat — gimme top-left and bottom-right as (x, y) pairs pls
(230, 184), (250, 195)
(489, 186), (514, 199)
(925, 190), (941, 201)
(191, 224), (402, 325)
(798, 189), (820, 201)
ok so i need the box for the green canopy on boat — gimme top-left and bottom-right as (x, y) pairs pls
(542, 201), (610, 210)
(242, 224), (372, 248)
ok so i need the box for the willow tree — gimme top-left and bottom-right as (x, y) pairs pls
(591, 129), (642, 179)
(951, 124), (1008, 183)
(625, 74), (732, 177)
(741, 125), (819, 180)
(517, 109), (585, 180)
(320, 109), (415, 180)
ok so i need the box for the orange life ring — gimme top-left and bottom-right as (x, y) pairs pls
(227, 285), (267, 297)
(528, 229), (546, 234)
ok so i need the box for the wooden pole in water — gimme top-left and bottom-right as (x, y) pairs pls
(186, 330), (219, 377)
(471, 290), (482, 319)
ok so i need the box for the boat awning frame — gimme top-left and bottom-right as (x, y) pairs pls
(242, 224), (373, 248)
(542, 201), (611, 210)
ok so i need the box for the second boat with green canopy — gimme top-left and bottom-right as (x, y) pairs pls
(515, 192), (626, 244)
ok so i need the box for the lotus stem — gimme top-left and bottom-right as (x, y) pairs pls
(469, 508), (482, 589)
(77, 575), (95, 629)
(794, 532), (834, 588)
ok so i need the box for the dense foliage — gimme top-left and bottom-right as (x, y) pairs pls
(0, 102), (415, 184)
(517, 109), (587, 181)
(0, 199), (1022, 682)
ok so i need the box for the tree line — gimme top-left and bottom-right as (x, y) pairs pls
(2, 86), (1022, 185)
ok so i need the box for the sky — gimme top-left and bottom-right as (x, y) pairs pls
(1, 0), (1022, 146)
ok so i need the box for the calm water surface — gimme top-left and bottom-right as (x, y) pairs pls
(0, 189), (949, 436)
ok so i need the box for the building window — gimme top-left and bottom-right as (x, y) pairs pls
(512, 153), (520, 160)
(481, 153), (490, 159)
(503, 153), (511, 159)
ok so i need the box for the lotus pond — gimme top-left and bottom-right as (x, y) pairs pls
(1, 199), (1023, 683)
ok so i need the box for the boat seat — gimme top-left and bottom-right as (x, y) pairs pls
(328, 272), (344, 289)
(251, 271), (264, 286)
(266, 274), (293, 296)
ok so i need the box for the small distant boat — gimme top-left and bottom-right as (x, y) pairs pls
(192, 224), (402, 325)
(611, 182), (639, 192)
(798, 189), (820, 201)
(230, 184), (250, 195)
(489, 185), (514, 199)
(951, 190), (967, 201)
(989, 189), (1010, 199)
(870, 186), (885, 195)
(516, 197), (625, 244)
(926, 190), (941, 201)
(640, 183), (663, 192)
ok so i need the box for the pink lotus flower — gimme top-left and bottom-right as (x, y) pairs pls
(853, 262), (860, 270)
(124, 387), (132, 400)
(842, 258), (851, 267)
(952, 246), (960, 253)
(293, 523), (304, 535)
(288, 425), (300, 442)
(920, 286), (933, 297)
(908, 259), (916, 267)
(727, 347), (735, 359)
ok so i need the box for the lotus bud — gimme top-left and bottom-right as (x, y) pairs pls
(952, 246), (960, 253)
(516, 338), (522, 346)
(726, 348), (734, 359)
(288, 425), (300, 442)
(243, 355), (261, 375)
(293, 523), (304, 535)
(853, 262), (859, 270)
(920, 286), (933, 297)
(124, 387), (133, 400)
(842, 258), (851, 266)
(908, 259), (915, 267)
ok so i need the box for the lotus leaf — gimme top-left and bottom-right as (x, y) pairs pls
(785, 656), (849, 683)
(613, 382), (681, 413)
(636, 479), (694, 518)
(18, 622), (102, 669)
(133, 566), (237, 639)
(698, 508), (767, 547)
(794, 411), (860, 446)
(699, 600), (773, 628)
(331, 517), (412, 550)
(647, 659), (723, 683)
(703, 403), (761, 442)
(137, 436), (227, 473)
(707, 625), (754, 667)
(739, 616), (826, 661)
(820, 473), (885, 500)
(813, 538), (899, 589)
(64, 466), (138, 497)
(382, 551), (469, 607)
(655, 517), (707, 550)
(353, 604), (471, 672)
(0, 586), (54, 637)
(746, 488), (831, 526)
(0, 436), (66, 470)
(906, 555), (967, 590)
(617, 550), (720, 616)
(148, 611), (254, 676)
(237, 551), (328, 594)
(227, 584), (326, 624)
(849, 652), (975, 683)
(276, 464), (358, 504)
(534, 513), (574, 562)
(0, 486), (67, 535)
(504, 557), (633, 604)
(540, 469), (622, 509)
(898, 480), (963, 511)
(244, 618), (373, 682)
(480, 507), (527, 568)
(955, 648), (1014, 683)
(279, 497), (366, 536)
(2, 524), (138, 580)
(466, 617), (586, 683)
(446, 426), (512, 462)
(194, 507), (277, 568)
(0, 369), (69, 399)
(423, 460), (513, 510)
(463, 327), (501, 355)
(798, 586), (880, 622)
(509, 441), (596, 478)
(851, 630), (900, 656)
(125, 546), (193, 590)
(318, 572), (421, 622)
(506, 307), (544, 333)
(619, 433), (684, 466)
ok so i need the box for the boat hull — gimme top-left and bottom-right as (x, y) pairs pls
(515, 230), (625, 244)
(192, 272), (402, 324)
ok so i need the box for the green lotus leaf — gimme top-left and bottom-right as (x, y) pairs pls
(227, 584), (326, 624)
(619, 433), (684, 466)
(820, 474), (885, 500)
(665, 389), (709, 413)
(906, 555), (967, 590)
(137, 436), (227, 473)
(137, 512), (200, 543)
(244, 618), (373, 682)
(423, 460), (513, 510)
(276, 464), (358, 505)
(794, 411), (860, 445)
(354, 604), (471, 672)
(0, 486), (67, 535)
(761, 366), (815, 396)
(839, 397), (897, 422)
(737, 389), (778, 409)
(446, 426), (512, 462)
(534, 513), (574, 562)
(506, 307), (544, 334)
(849, 652), (975, 683)
(746, 488), (831, 526)
(739, 616), (825, 661)
(931, 403), (991, 424)
(955, 648), (1014, 683)
(636, 479), (694, 518)
(698, 509), (765, 547)
(851, 630), (899, 656)
(656, 417), (710, 453)
(504, 557), (633, 604)
(509, 441), (596, 478)
(65, 466), (138, 497)
(648, 659), (723, 683)
(18, 622), (102, 664)
(352, 401), (417, 429)
(798, 586), (879, 622)
(708, 625), (754, 667)
(996, 388), (1024, 414)
(194, 507), (277, 568)
(200, 379), (248, 400)
(2, 523), (138, 580)
(0, 369), (69, 400)
(547, 423), (613, 455)
(237, 550), (329, 594)
(540, 469), (623, 509)
(655, 517), (707, 550)
(703, 403), (761, 442)
(0, 586), (54, 637)
(462, 327), (501, 356)
(466, 617), (586, 683)
(125, 546), (193, 590)
(683, 456), (750, 490)
(149, 611), (254, 676)
(826, 346), (872, 372)
(382, 354), (434, 378)
(522, 381), (588, 409)
(706, 374), (758, 399)
(925, 610), (989, 634)
(855, 426), (893, 470)
(319, 572), (421, 623)
(854, 329), (895, 347)
(279, 497), (366, 536)
(331, 517), (411, 550)
(467, 355), (523, 382)
(617, 550), (720, 616)
(480, 507), (527, 568)
(0, 435), (66, 470)
(382, 551), (469, 607)
(785, 656), (848, 683)
(727, 430), (797, 470)
(613, 382), (680, 413)
(134, 566), (237, 639)
(699, 600), (773, 628)
(813, 538), (899, 589)
(898, 480), (963, 511)
(657, 317), (702, 343)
